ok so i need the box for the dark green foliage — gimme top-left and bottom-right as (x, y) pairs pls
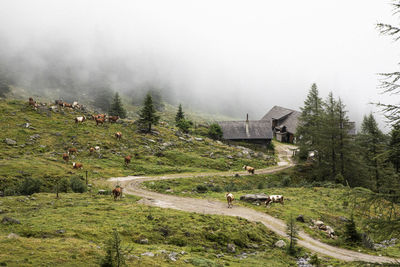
(93, 87), (114, 112)
(175, 104), (185, 123)
(100, 229), (131, 267)
(286, 215), (298, 255)
(19, 178), (41, 195)
(195, 184), (208, 193)
(137, 93), (160, 133)
(70, 176), (87, 193)
(58, 177), (70, 193)
(309, 254), (321, 266)
(389, 124), (400, 173)
(345, 216), (360, 244)
(109, 92), (127, 119)
(176, 119), (193, 133)
(208, 123), (223, 140)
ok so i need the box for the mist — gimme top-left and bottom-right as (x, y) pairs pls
(0, 0), (399, 129)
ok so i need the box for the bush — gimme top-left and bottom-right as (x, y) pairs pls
(58, 177), (70, 193)
(309, 254), (321, 266)
(169, 237), (187, 247)
(100, 229), (132, 267)
(19, 178), (41, 195)
(196, 185), (208, 193)
(176, 119), (193, 133)
(211, 185), (222, 192)
(345, 215), (361, 244)
(70, 176), (87, 193)
(257, 182), (264, 189)
(281, 176), (291, 187)
(208, 123), (223, 140)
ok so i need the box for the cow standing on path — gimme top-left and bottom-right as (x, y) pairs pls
(225, 192), (234, 208)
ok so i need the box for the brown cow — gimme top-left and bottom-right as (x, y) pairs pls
(68, 147), (77, 154)
(243, 165), (255, 174)
(62, 153), (69, 163)
(115, 132), (122, 140)
(112, 186), (123, 200)
(63, 102), (73, 108)
(89, 147), (95, 154)
(108, 116), (119, 123)
(28, 97), (36, 106)
(72, 162), (83, 169)
(95, 117), (105, 125)
(225, 192), (234, 208)
(124, 155), (131, 165)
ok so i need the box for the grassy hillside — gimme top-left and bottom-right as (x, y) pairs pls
(0, 99), (274, 194)
(143, 170), (400, 258)
(0, 192), (361, 266)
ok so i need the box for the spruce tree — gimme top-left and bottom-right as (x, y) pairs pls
(389, 124), (400, 173)
(296, 83), (324, 161)
(138, 93), (159, 133)
(175, 104), (185, 124)
(109, 92), (127, 119)
(286, 215), (298, 255)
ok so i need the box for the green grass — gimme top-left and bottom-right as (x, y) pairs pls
(143, 171), (400, 258)
(0, 99), (274, 193)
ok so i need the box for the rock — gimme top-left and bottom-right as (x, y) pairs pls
(21, 122), (30, 128)
(178, 137), (186, 141)
(314, 220), (324, 228)
(296, 215), (305, 223)
(195, 137), (203, 141)
(98, 190), (108, 195)
(216, 253), (224, 258)
(56, 229), (65, 234)
(4, 138), (17, 145)
(226, 155), (234, 159)
(7, 233), (20, 239)
(216, 141), (223, 145)
(209, 152), (216, 159)
(168, 252), (179, 261)
(141, 252), (154, 257)
(240, 193), (269, 202)
(246, 154), (252, 159)
(54, 132), (62, 136)
(0, 210), (4, 214)
(180, 251), (185, 255)
(139, 238), (149, 244)
(227, 243), (236, 253)
(319, 224), (327, 231)
(297, 257), (313, 267)
(275, 240), (286, 248)
(30, 134), (40, 140)
(1, 217), (20, 224)
(236, 152), (243, 158)
(339, 216), (349, 222)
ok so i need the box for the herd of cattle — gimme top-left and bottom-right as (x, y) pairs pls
(29, 97), (283, 206)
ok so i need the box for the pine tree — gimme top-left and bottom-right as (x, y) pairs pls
(138, 93), (160, 133)
(296, 83), (324, 161)
(286, 215), (298, 255)
(389, 124), (400, 173)
(358, 114), (386, 190)
(344, 215), (360, 244)
(109, 92), (127, 119)
(175, 104), (185, 124)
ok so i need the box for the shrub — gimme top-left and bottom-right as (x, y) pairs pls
(309, 254), (321, 266)
(100, 229), (132, 267)
(70, 176), (87, 193)
(208, 123), (223, 140)
(176, 119), (193, 133)
(211, 185), (222, 192)
(257, 182), (264, 189)
(169, 237), (187, 247)
(196, 185), (208, 193)
(345, 215), (361, 244)
(19, 177), (41, 195)
(58, 177), (70, 193)
(281, 176), (291, 187)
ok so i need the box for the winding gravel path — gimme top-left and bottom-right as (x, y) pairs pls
(108, 144), (398, 263)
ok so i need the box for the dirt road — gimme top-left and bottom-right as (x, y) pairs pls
(108, 143), (398, 263)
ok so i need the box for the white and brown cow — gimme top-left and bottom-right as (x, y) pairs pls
(265, 195), (284, 206)
(225, 192), (234, 208)
(243, 165), (255, 174)
(75, 116), (86, 123)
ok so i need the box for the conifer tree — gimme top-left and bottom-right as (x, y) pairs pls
(286, 215), (298, 255)
(175, 104), (185, 123)
(109, 92), (127, 119)
(138, 93), (159, 133)
(296, 83), (324, 161)
(389, 124), (400, 173)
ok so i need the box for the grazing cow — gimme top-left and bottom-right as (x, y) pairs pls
(124, 155), (131, 165)
(62, 153), (69, 162)
(89, 147), (95, 154)
(243, 165), (255, 174)
(225, 192), (234, 208)
(265, 195), (284, 206)
(28, 97), (35, 106)
(95, 117), (105, 125)
(112, 186), (123, 200)
(72, 101), (79, 108)
(55, 100), (63, 106)
(74, 116), (86, 123)
(68, 147), (77, 154)
(108, 116), (119, 123)
(72, 162), (83, 169)
(94, 146), (100, 151)
(115, 132), (122, 140)
(63, 102), (73, 108)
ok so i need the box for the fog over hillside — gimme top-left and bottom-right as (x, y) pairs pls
(0, 0), (399, 129)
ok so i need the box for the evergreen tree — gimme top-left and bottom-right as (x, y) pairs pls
(208, 123), (223, 140)
(389, 124), (400, 173)
(358, 114), (386, 190)
(138, 93), (160, 133)
(286, 215), (298, 255)
(344, 215), (361, 244)
(175, 104), (185, 123)
(109, 92), (127, 118)
(296, 83), (324, 161)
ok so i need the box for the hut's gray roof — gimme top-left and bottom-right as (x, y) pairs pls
(218, 120), (273, 140)
(261, 106), (301, 134)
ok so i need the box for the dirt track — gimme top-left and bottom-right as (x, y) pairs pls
(108, 143), (398, 263)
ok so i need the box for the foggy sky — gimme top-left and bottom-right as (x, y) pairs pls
(0, 0), (399, 130)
